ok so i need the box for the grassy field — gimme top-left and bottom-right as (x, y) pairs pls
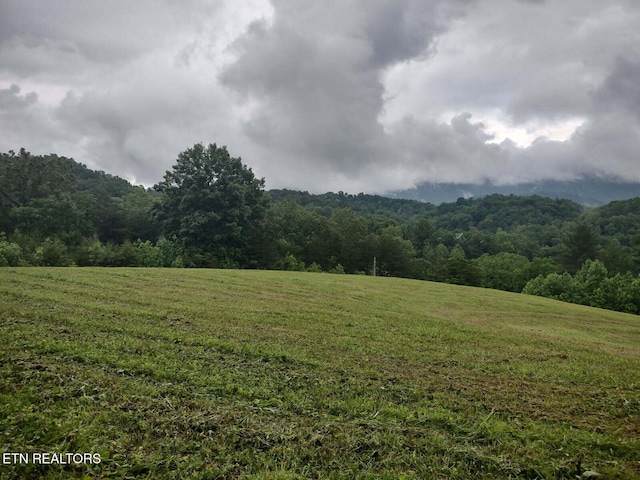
(0, 267), (638, 479)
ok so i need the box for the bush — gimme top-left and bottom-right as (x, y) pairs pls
(604, 273), (640, 314)
(133, 239), (162, 267)
(328, 263), (345, 274)
(522, 272), (574, 302)
(171, 255), (185, 268)
(282, 254), (305, 271)
(33, 238), (71, 266)
(0, 236), (25, 266)
(74, 239), (107, 266)
(523, 260), (640, 314)
(156, 236), (183, 267)
(306, 262), (323, 273)
(116, 240), (138, 266)
(475, 253), (530, 292)
(570, 260), (609, 308)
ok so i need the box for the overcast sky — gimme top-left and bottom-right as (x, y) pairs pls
(1, 0), (639, 193)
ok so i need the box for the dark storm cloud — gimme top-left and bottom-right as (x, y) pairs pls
(220, 0), (473, 188)
(0, 0), (243, 184)
(0, 84), (37, 111)
(593, 55), (640, 121)
(386, 114), (507, 183)
(0, 1), (222, 73)
(363, 1), (467, 67)
(220, 10), (388, 172)
(506, 52), (640, 183)
(1, 0), (639, 191)
(379, 0), (640, 187)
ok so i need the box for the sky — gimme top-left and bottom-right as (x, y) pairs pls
(1, 0), (639, 194)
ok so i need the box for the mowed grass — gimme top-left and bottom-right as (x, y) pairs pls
(0, 268), (639, 479)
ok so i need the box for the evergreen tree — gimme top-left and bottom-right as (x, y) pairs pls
(559, 222), (602, 273)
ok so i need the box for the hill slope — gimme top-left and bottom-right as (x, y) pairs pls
(1, 268), (639, 479)
(391, 178), (640, 206)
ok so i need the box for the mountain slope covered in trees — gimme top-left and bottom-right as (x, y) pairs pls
(391, 178), (640, 206)
(2, 148), (640, 314)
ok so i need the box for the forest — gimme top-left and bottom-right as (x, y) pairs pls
(1, 146), (640, 315)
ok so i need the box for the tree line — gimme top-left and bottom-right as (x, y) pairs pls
(1, 145), (640, 314)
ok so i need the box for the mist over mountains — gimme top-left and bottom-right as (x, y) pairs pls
(388, 178), (640, 206)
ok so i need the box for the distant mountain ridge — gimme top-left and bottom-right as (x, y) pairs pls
(388, 179), (640, 206)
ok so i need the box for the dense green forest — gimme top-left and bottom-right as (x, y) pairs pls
(2, 147), (640, 314)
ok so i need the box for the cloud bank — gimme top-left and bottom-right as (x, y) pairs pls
(1, 0), (639, 193)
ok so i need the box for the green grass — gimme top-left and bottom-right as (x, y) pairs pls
(1, 267), (639, 479)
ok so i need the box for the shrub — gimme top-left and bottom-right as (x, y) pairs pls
(475, 253), (530, 292)
(156, 236), (183, 267)
(306, 262), (323, 273)
(0, 237), (25, 266)
(329, 263), (346, 274)
(33, 238), (71, 266)
(522, 272), (574, 302)
(523, 260), (640, 315)
(282, 254), (305, 271)
(133, 239), (162, 267)
(74, 239), (107, 266)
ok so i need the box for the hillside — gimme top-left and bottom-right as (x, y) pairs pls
(391, 178), (640, 206)
(268, 189), (437, 219)
(1, 268), (638, 479)
(268, 189), (584, 230)
(3, 150), (640, 315)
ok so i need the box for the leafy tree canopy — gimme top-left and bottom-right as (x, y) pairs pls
(153, 143), (268, 266)
(0, 148), (75, 206)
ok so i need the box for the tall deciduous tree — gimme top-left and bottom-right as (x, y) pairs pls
(153, 143), (268, 267)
